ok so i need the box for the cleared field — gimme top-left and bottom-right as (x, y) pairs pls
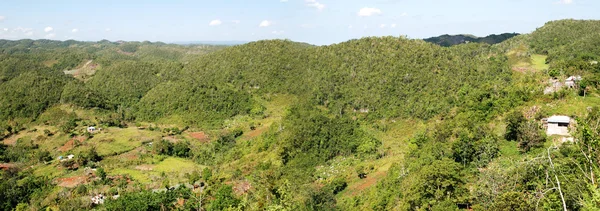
(88, 127), (162, 156)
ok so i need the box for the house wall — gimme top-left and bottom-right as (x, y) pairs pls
(547, 123), (569, 136)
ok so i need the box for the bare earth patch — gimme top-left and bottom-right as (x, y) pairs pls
(233, 180), (252, 196)
(58, 136), (86, 152)
(245, 126), (268, 139)
(2, 133), (25, 146)
(0, 163), (16, 170)
(135, 165), (154, 171)
(348, 171), (387, 196)
(56, 176), (88, 188)
(189, 132), (209, 142)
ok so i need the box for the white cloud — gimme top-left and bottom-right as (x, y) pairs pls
(391, 23), (397, 28)
(271, 30), (284, 35)
(400, 12), (408, 17)
(259, 20), (273, 27)
(24, 31), (34, 36)
(0, 16), (5, 22)
(348, 25), (353, 29)
(232, 20), (241, 24)
(44, 26), (53, 32)
(2, 28), (7, 32)
(358, 7), (382, 17)
(556, 0), (573, 4)
(306, 0), (325, 10)
(280, 0), (288, 2)
(71, 28), (79, 33)
(209, 19), (222, 26)
(44, 33), (56, 39)
(105, 28), (112, 32)
(300, 24), (314, 28)
(380, 24), (387, 28)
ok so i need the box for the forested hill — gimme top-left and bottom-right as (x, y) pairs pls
(2, 19), (600, 210)
(424, 33), (519, 47)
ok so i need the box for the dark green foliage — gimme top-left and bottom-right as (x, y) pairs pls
(36, 150), (52, 162)
(86, 61), (163, 108)
(0, 70), (67, 121)
(60, 80), (107, 108)
(504, 110), (526, 141)
(516, 120), (546, 152)
(401, 159), (466, 210)
(280, 103), (379, 165)
(305, 178), (348, 211)
(202, 168), (212, 182)
(136, 81), (254, 128)
(491, 192), (533, 211)
(60, 117), (78, 134)
(104, 187), (191, 211)
(119, 43), (140, 53)
(97, 167), (107, 181)
(172, 141), (191, 158)
(0, 172), (50, 211)
(425, 33), (520, 47)
(153, 140), (173, 155)
(209, 185), (240, 211)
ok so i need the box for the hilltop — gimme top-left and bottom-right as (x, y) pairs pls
(424, 33), (520, 47)
(1, 19), (600, 210)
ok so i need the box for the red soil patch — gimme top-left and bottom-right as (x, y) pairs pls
(245, 126), (268, 139)
(233, 180), (252, 196)
(58, 136), (86, 152)
(2, 134), (20, 146)
(0, 163), (16, 170)
(349, 171), (387, 196)
(189, 132), (209, 142)
(56, 176), (88, 188)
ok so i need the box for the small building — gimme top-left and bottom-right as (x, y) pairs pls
(87, 126), (96, 133)
(67, 154), (75, 160)
(565, 76), (582, 88)
(546, 115), (571, 136)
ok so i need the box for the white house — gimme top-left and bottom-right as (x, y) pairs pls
(87, 126), (96, 133)
(565, 76), (582, 88)
(546, 115), (571, 136)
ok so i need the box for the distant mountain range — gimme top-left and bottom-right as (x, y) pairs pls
(172, 41), (249, 46)
(424, 33), (520, 47)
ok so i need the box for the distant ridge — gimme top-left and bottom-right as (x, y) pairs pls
(172, 41), (249, 46)
(424, 33), (520, 47)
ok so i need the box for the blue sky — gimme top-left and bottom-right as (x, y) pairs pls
(0, 0), (597, 45)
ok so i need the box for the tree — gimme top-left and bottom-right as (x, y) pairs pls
(209, 185), (240, 211)
(505, 110), (526, 141)
(97, 167), (107, 181)
(517, 121), (546, 152)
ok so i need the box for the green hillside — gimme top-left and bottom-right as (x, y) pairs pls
(424, 33), (520, 47)
(1, 19), (600, 210)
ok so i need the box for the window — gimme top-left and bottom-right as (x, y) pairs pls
(558, 123), (569, 127)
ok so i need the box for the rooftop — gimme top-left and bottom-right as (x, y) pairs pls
(548, 115), (571, 123)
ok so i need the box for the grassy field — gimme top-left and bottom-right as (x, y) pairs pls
(88, 127), (162, 156)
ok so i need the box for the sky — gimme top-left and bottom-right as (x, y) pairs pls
(0, 0), (598, 45)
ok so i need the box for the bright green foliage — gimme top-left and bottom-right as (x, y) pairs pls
(136, 81), (254, 127)
(209, 185), (240, 211)
(504, 110), (526, 141)
(0, 71), (67, 121)
(280, 103), (379, 166)
(104, 187), (191, 211)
